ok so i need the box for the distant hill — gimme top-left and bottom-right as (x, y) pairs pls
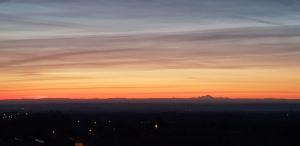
(0, 95), (300, 112)
(0, 95), (299, 104)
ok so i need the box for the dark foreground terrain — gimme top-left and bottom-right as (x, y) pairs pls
(1, 100), (300, 146)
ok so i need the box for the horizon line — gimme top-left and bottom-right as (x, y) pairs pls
(1, 96), (300, 101)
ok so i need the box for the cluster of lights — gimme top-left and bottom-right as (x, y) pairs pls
(1, 112), (30, 120)
(88, 121), (99, 133)
(2, 113), (14, 119)
(71, 119), (160, 135)
(9, 118), (160, 146)
(2, 117), (162, 146)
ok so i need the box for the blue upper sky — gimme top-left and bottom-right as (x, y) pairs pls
(1, 0), (300, 40)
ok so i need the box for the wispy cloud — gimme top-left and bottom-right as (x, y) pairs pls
(0, 25), (299, 73)
(1, 0), (300, 40)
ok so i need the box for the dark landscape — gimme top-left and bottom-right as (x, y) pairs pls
(1, 97), (300, 146)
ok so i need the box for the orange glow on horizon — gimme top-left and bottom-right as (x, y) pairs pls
(1, 68), (299, 99)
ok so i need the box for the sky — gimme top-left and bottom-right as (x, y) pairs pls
(0, 0), (300, 99)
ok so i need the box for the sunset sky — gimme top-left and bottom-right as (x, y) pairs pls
(0, 0), (300, 99)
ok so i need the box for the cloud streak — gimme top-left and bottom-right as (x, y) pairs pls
(1, 0), (300, 40)
(0, 25), (299, 73)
